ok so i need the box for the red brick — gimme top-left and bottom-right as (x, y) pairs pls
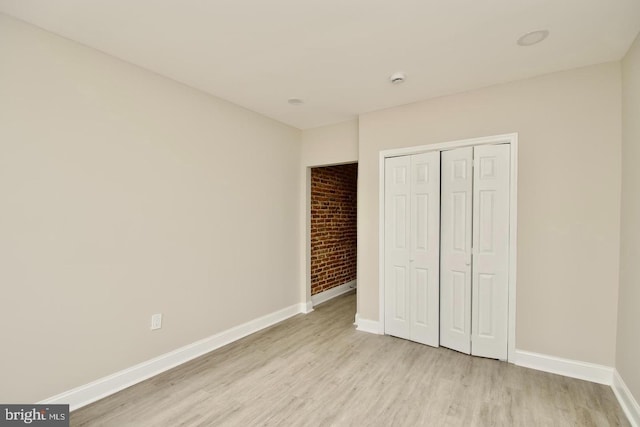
(310, 163), (357, 296)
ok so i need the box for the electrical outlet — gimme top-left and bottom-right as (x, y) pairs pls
(151, 313), (162, 330)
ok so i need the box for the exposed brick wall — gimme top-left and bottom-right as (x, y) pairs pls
(311, 163), (357, 296)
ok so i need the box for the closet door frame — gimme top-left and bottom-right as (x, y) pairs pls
(378, 133), (518, 363)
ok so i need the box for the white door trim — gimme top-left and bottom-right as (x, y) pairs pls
(378, 133), (518, 362)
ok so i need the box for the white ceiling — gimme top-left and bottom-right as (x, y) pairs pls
(1, 1), (639, 130)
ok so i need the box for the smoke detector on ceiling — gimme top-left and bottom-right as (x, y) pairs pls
(389, 72), (406, 84)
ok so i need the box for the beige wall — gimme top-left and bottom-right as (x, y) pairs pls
(299, 121), (358, 303)
(358, 63), (622, 366)
(0, 14), (301, 403)
(617, 32), (640, 402)
(301, 120), (358, 167)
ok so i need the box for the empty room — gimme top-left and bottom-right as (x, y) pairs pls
(1, 1), (639, 426)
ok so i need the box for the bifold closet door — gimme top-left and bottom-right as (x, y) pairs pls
(471, 144), (510, 360)
(440, 144), (510, 359)
(440, 147), (473, 354)
(384, 152), (440, 347)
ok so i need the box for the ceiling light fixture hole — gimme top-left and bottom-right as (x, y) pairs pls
(287, 98), (304, 106)
(517, 29), (549, 47)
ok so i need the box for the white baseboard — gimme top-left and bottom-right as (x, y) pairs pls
(301, 300), (314, 314)
(311, 280), (356, 307)
(39, 303), (306, 411)
(513, 350), (613, 385)
(354, 313), (382, 335)
(613, 369), (640, 427)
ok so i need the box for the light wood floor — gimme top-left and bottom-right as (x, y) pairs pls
(71, 292), (629, 426)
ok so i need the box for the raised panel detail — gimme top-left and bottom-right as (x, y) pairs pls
(452, 271), (466, 333)
(394, 267), (407, 320)
(479, 157), (497, 179)
(386, 151), (440, 347)
(415, 268), (428, 325)
(478, 190), (495, 253)
(394, 195), (407, 249)
(452, 192), (466, 252)
(394, 166), (407, 184)
(453, 159), (467, 180)
(478, 274), (494, 337)
(440, 146), (472, 355)
(415, 194), (428, 251)
(415, 163), (428, 184)
(470, 143), (510, 360)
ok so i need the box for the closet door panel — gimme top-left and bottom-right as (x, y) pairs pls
(471, 144), (510, 360)
(410, 152), (440, 346)
(384, 156), (411, 340)
(440, 147), (473, 354)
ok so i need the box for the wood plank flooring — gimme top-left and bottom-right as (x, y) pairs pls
(71, 292), (629, 426)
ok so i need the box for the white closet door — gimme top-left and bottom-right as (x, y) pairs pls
(384, 156), (411, 340)
(471, 144), (510, 360)
(409, 152), (440, 346)
(440, 147), (473, 354)
(384, 152), (440, 346)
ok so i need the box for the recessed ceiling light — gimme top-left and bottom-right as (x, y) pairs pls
(389, 72), (406, 84)
(517, 30), (549, 47)
(287, 98), (304, 106)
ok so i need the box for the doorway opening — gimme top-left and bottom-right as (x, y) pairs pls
(309, 163), (358, 307)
